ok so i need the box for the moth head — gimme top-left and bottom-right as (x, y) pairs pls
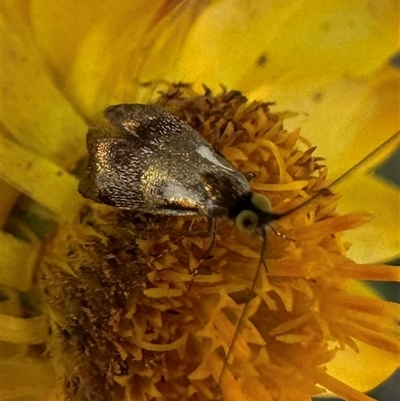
(235, 193), (275, 233)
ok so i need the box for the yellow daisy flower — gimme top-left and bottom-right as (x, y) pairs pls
(1, 1), (399, 401)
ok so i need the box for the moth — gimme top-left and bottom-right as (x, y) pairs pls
(78, 102), (397, 280)
(78, 103), (398, 389)
(79, 103), (280, 241)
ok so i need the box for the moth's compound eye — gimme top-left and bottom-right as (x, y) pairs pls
(251, 193), (271, 213)
(235, 210), (259, 232)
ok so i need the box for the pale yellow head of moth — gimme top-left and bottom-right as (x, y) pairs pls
(235, 193), (272, 233)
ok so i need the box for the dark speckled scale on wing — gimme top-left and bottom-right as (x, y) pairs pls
(78, 104), (252, 218)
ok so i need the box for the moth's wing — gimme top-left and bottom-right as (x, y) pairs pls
(79, 135), (150, 211)
(79, 104), (251, 217)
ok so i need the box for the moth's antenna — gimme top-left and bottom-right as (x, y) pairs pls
(218, 130), (400, 388)
(326, 131), (399, 188)
(218, 226), (268, 384)
(260, 226), (269, 273)
(278, 131), (400, 218)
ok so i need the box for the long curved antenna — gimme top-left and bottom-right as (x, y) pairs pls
(278, 131), (400, 218)
(218, 226), (268, 384)
(218, 130), (400, 388)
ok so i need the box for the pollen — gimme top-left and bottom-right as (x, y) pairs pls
(40, 84), (400, 401)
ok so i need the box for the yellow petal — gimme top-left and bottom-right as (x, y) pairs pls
(0, 315), (48, 344)
(0, 180), (20, 228)
(337, 173), (399, 263)
(176, 0), (398, 92)
(325, 281), (399, 393)
(22, 0), (398, 120)
(0, 359), (55, 400)
(30, 0), (118, 76)
(326, 340), (399, 393)
(0, 231), (40, 291)
(0, 137), (82, 220)
(268, 66), (400, 181)
(27, 0), (212, 116)
(1, 287), (23, 317)
(1, 14), (86, 168)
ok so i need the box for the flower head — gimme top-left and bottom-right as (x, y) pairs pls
(1, 2), (399, 401)
(38, 85), (400, 401)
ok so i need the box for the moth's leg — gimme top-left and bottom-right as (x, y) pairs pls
(184, 217), (215, 239)
(267, 224), (294, 242)
(244, 171), (258, 182)
(202, 217), (217, 259)
(189, 218), (217, 283)
(153, 217), (214, 261)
